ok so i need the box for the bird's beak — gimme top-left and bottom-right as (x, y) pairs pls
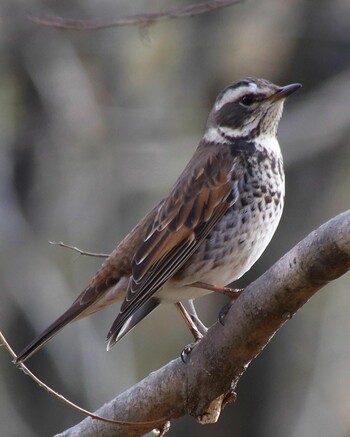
(269, 83), (302, 102)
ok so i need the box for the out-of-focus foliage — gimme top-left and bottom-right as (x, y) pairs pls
(1, 1), (350, 436)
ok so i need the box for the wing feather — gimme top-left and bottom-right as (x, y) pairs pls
(106, 145), (241, 346)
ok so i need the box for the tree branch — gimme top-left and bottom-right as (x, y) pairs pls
(28, 0), (242, 31)
(55, 210), (350, 436)
(49, 241), (109, 258)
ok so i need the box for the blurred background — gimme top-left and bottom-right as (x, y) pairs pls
(1, 0), (350, 436)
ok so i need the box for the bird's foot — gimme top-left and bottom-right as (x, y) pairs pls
(181, 335), (203, 363)
(218, 302), (232, 325)
(218, 287), (245, 325)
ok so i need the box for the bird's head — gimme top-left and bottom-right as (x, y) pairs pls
(207, 78), (301, 139)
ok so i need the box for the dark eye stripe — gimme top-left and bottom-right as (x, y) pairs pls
(216, 102), (249, 129)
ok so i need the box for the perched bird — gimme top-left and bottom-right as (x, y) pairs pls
(15, 78), (301, 363)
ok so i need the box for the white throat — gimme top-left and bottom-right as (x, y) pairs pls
(257, 135), (282, 157)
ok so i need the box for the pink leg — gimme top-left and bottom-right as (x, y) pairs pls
(189, 281), (243, 299)
(175, 302), (203, 341)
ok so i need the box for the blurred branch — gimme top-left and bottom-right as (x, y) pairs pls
(28, 0), (242, 31)
(56, 210), (350, 437)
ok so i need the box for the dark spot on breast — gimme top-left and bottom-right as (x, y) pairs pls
(224, 233), (230, 243)
(257, 151), (268, 164)
(225, 217), (238, 229)
(230, 138), (256, 155)
(270, 156), (277, 174)
(265, 195), (272, 204)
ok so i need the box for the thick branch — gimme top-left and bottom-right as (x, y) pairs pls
(57, 210), (350, 437)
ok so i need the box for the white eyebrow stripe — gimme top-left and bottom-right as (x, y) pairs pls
(215, 89), (240, 112)
(215, 82), (258, 112)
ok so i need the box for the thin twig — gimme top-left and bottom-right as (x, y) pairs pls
(0, 332), (171, 429)
(28, 0), (242, 31)
(49, 241), (109, 258)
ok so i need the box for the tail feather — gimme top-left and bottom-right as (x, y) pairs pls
(106, 298), (159, 351)
(15, 300), (89, 364)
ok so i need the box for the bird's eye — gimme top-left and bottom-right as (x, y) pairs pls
(240, 95), (254, 107)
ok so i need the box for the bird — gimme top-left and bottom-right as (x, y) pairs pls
(15, 78), (301, 364)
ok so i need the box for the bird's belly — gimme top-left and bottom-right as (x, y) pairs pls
(161, 190), (284, 303)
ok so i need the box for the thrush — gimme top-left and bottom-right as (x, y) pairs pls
(15, 78), (301, 363)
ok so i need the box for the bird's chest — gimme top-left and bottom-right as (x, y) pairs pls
(176, 151), (285, 287)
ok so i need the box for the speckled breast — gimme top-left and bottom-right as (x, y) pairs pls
(175, 148), (285, 287)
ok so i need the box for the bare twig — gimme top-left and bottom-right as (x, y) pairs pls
(53, 210), (350, 436)
(49, 241), (109, 258)
(0, 332), (172, 430)
(28, 0), (242, 31)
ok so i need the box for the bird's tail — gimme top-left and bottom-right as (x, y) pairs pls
(106, 298), (159, 350)
(14, 299), (89, 364)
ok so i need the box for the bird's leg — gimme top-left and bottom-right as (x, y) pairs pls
(181, 299), (208, 335)
(189, 281), (243, 299)
(176, 301), (207, 363)
(175, 302), (204, 342)
(189, 282), (244, 327)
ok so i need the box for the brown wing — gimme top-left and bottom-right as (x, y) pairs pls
(106, 144), (241, 346)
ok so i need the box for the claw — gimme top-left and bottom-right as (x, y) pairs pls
(181, 337), (202, 363)
(219, 302), (233, 326)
